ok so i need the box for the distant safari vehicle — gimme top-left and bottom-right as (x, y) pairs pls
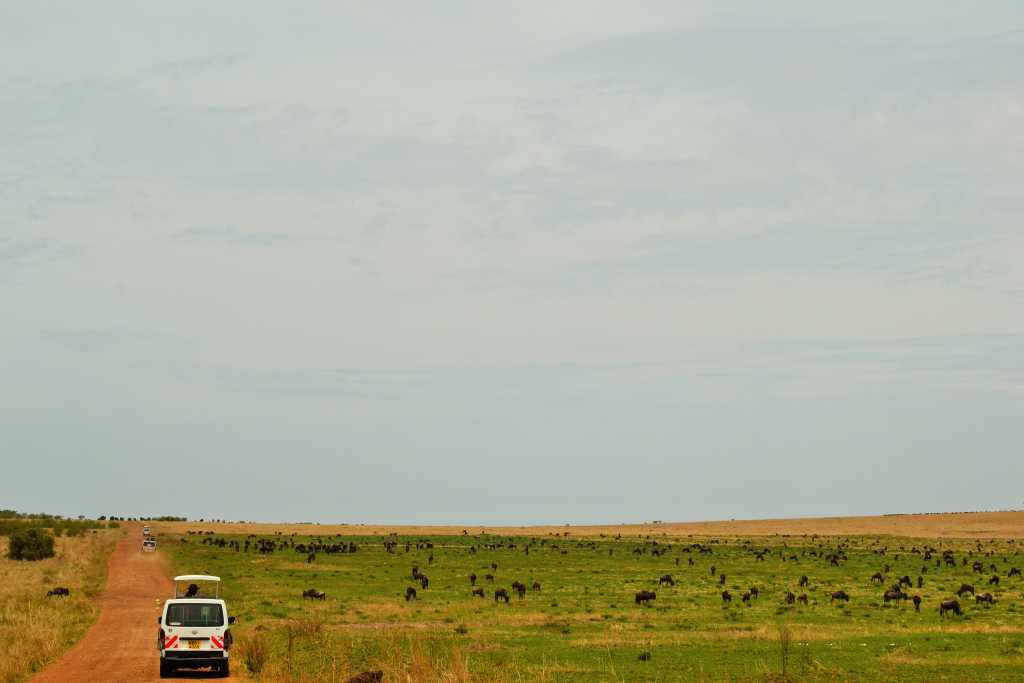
(143, 525), (151, 536)
(158, 575), (234, 678)
(142, 539), (157, 552)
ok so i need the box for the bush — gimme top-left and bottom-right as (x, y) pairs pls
(7, 529), (56, 561)
(239, 632), (270, 675)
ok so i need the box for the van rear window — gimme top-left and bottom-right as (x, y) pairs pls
(166, 603), (223, 627)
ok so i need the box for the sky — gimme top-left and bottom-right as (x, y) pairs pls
(1, 2), (1022, 524)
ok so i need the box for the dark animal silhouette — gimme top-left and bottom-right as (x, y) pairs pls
(871, 572), (884, 583)
(988, 575), (1000, 586)
(721, 590), (731, 603)
(741, 592), (751, 603)
(659, 574), (674, 586)
(956, 584), (975, 597)
(472, 587), (485, 598)
(532, 581), (541, 592)
(797, 593), (808, 605)
(830, 590), (850, 603)
(512, 581), (526, 599)
(749, 586), (759, 599)
(939, 599), (961, 617)
(912, 594), (921, 611)
(46, 587), (70, 597)
(469, 573), (477, 586)
(635, 590), (657, 606)
(302, 588), (326, 601)
(485, 574), (494, 582)
(405, 586), (417, 601)
(494, 588), (510, 603)
(1008, 567), (1021, 578)
(883, 589), (907, 605)
(798, 575), (809, 587)
(345, 672), (383, 683)
(975, 592), (995, 605)
(420, 576), (429, 589)
(785, 591), (796, 605)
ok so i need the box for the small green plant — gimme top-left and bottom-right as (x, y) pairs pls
(454, 623), (469, 634)
(239, 631), (269, 675)
(777, 621), (792, 680)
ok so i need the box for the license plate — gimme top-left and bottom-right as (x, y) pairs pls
(188, 640), (201, 650)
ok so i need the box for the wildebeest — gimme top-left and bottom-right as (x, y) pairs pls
(469, 573), (477, 586)
(719, 573), (726, 585)
(830, 590), (850, 603)
(512, 581), (526, 599)
(741, 592), (751, 603)
(1008, 567), (1021, 578)
(659, 574), (675, 587)
(485, 574), (494, 582)
(532, 581), (542, 592)
(975, 592), (995, 605)
(420, 576), (429, 589)
(798, 575), (809, 588)
(917, 576), (923, 588)
(635, 590), (657, 606)
(749, 586), (759, 599)
(405, 587), (417, 601)
(721, 590), (731, 603)
(797, 593), (809, 605)
(472, 587), (485, 598)
(494, 588), (510, 603)
(912, 594), (921, 611)
(939, 599), (962, 617)
(345, 671), (384, 683)
(302, 588), (326, 601)
(988, 575), (1000, 586)
(956, 583), (975, 597)
(184, 583), (200, 598)
(883, 589), (907, 606)
(491, 562), (498, 570)
(871, 572), (884, 583)
(785, 591), (796, 605)
(898, 576), (912, 588)
(46, 587), (70, 597)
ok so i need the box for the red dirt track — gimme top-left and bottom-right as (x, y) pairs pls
(33, 524), (234, 682)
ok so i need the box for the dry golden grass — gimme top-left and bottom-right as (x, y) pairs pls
(153, 510), (1024, 540)
(0, 531), (118, 683)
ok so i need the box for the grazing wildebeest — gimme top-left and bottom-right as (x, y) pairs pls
(405, 587), (417, 601)
(798, 575), (809, 588)
(302, 588), (326, 601)
(912, 594), (921, 611)
(485, 574), (494, 582)
(469, 573), (477, 586)
(898, 576), (912, 588)
(883, 590), (907, 606)
(532, 581), (541, 592)
(512, 581), (526, 599)
(956, 583), (975, 597)
(749, 586), (759, 599)
(917, 576), (923, 588)
(989, 575), (1000, 586)
(420, 576), (429, 589)
(939, 599), (962, 617)
(830, 590), (850, 603)
(785, 591), (796, 605)
(976, 592), (995, 605)
(741, 592), (751, 603)
(719, 573), (726, 585)
(710, 565), (716, 576)
(797, 593), (808, 605)
(972, 561), (984, 573)
(659, 574), (675, 587)
(1008, 567), (1021, 578)
(307, 552), (315, 564)
(46, 587), (70, 597)
(491, 562), (498, 571)
(494, 588), (510, 603)
(184, 583), (200, 598)
(472, 587), (485, 598)
(721, 590), (732, 603)
(345, 671), (384, 683)
(871, 572), (884, 583)
(635, 590), (657, 606)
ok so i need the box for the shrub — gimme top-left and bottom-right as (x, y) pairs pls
(7, 529), (55, 560)
(239, 632), (270, 675)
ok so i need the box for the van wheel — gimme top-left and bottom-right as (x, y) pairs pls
(219, 661), (230, 677)
(159, 660), (172, 678)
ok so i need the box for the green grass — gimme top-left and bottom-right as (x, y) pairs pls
(163, 532), (1024, 681)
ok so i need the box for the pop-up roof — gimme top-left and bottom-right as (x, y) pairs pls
(173, 575), (221, 598)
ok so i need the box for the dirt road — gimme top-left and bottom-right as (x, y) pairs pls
(34, 524), (233, 682)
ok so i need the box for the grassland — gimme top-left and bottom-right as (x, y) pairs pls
(0, 529), (119, 682)
(158, 524), (1024, 682)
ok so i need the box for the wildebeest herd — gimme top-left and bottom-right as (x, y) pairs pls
(180, 530), (1022, 625)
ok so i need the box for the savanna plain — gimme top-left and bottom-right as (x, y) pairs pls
(142, 512), (1024, 682)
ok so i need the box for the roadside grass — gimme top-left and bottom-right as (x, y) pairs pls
(0, 530), (118, 682)
(161, 531), (1024, 682)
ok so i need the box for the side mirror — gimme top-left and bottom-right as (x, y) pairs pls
(156, 616), (161, 624)
(228, 616), (236, 625)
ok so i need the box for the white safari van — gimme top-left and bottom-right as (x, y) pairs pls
(157, 575), (235, 678)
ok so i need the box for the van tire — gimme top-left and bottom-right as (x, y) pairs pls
(219, 661), (230, 677)
(159, 660), (172, 678)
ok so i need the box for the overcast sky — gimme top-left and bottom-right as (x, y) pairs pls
(2, 2), (1022, 524)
